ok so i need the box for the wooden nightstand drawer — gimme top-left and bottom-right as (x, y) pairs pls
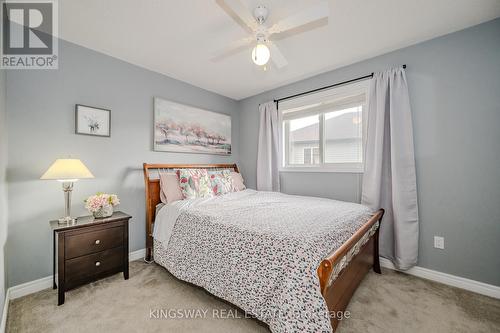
(65, 247), (123, 289)
(65, 226), (124, 259)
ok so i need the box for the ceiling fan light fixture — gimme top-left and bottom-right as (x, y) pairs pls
(252, 43), (270, 66)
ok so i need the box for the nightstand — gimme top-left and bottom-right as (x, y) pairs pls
(50, 211), (132, 305)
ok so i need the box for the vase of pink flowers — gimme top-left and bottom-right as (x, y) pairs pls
(85, 193), (120, 218)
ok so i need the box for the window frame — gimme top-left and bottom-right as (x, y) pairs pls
(279, 80), (369, 174)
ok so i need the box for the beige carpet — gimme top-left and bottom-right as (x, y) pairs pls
(7, 260), (500, 333)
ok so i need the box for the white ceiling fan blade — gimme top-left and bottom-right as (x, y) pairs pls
(268, 1), (329, 36)
(215, 0), (257, 34)
(210, 37), (254, 62)
(269, 42), (288, 69)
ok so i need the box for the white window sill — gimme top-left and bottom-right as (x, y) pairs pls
(279, 166), (364, 174)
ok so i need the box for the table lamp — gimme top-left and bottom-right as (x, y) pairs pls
(41, 159), (94, 224)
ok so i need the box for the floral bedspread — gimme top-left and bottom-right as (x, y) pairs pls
(154, 190), (372, 333)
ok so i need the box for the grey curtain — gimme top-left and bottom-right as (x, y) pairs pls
(362, 67), (419, 270)
(257, 101), (281, 191)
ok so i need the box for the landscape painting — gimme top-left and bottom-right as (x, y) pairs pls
(153, 97), (231, 155)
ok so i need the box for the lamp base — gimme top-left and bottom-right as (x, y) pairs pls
(60, 181), (76, 225)
(58, 216), (76, 224)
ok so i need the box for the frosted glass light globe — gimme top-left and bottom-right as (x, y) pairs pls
(252, 43), (270, 66)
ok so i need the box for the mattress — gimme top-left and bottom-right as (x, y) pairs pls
(153, 189), (373, 333)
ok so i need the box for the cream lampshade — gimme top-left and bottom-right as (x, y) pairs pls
(41, 159), (94, 224)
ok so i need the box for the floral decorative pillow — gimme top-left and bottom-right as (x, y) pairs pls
(176, 169), (213, 199)
(208, 170), (234, 196)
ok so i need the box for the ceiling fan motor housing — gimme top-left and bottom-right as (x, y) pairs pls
(253, 5), (268, 24)
(256, 33), (266, 43)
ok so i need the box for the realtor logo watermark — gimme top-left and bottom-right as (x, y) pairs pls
(1, 0), (58, 69)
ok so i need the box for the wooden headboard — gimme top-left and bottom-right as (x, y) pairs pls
(142, 163), (239, 261)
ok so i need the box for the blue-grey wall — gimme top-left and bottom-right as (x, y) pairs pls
(0, 69), (7, 320)
(5, 40), (239, 287)
(238, 19), (500, 286)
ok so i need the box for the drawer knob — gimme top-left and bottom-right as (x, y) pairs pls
(95, 239), (100, 245)
(95, 261), (101, 267)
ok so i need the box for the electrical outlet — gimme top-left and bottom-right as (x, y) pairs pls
(434, 236), (444, 250)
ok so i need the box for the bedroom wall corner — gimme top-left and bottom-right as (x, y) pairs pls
(0, 68), (7, 324)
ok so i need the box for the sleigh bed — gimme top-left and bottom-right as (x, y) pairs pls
(143, 163), (384, 332)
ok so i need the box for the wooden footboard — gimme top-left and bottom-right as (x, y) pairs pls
(317, 209), (384, 331)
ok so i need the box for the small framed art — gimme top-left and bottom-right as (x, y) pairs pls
(75, 104), (111, 137)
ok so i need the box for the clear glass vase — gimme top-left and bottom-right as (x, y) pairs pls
(93, 205), (114, 218)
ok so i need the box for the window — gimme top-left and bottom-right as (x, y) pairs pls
(280, 80), (368, 172)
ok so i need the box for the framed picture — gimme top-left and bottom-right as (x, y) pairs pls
(154, 97), (231, 155)
(75, 104), (111, 137)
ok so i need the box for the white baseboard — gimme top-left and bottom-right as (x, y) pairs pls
(379, 258), (500, 299)
(8, 275), (52, 300)
(6, 248), (146, 302)
(129, 248), (146, 262)
(0, 288), (10, 333)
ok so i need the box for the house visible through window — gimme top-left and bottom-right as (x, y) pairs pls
(303, 147), (320, 165)
(280, 80), (368, 172)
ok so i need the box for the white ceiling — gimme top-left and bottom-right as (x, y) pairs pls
(59, 0), (500, 100)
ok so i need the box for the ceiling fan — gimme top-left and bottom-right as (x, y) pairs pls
(212, 0), (329, 69)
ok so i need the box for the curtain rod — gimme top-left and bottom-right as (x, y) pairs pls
(274, 64), (407, 104)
